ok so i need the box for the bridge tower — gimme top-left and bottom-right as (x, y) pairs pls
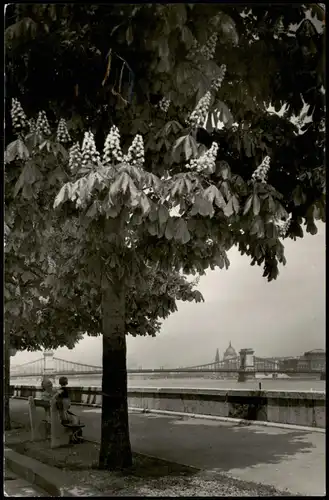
(238, 348), (255, 382)
(43, 351), (55, 382)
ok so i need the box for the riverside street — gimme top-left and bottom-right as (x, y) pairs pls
(9, 398), (325, 496)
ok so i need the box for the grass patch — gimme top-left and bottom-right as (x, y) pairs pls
(6, 434), (293, 496)
(9, 439), (196, 477)
(8, 438), (200, 495)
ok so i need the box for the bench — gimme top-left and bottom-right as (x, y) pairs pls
(28, 396), (84, 448)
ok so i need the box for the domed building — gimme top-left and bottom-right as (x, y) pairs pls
(223, 341), (238, 360)
(223, 341), (239, 372)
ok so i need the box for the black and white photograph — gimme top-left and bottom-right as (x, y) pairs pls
(4, 3), (325, 497)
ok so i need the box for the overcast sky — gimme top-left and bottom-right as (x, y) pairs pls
(12, 222), (325, 369)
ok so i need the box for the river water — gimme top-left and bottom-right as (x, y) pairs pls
(11, 375), (325, 392)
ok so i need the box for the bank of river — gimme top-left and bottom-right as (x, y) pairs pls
(11, 375), (325, 392)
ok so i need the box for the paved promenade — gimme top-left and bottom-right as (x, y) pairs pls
(4, 462), (48, 497)
(8, 399), (325, 496)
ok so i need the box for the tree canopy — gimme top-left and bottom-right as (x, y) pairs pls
(5, 3), (325, 281)
(5, 3), (325, 468)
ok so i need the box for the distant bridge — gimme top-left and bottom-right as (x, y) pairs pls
(10, 352), (325, 379)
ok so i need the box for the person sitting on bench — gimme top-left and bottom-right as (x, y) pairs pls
(41, 377), (55, 400)
(40, 377), (55, 431)
(55, 376), (84, 443)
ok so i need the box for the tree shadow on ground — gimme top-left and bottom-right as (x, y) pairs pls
(130, 414), (323, 471)
(9, 439), (198, 478)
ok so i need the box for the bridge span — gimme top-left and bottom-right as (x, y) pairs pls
(10, 350), (325, 381)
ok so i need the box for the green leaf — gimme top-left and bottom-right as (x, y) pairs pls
(250, 217), (264, 238)
(213, 100), (234, 127)
(171, 178), (185, 197)
(158, 37), (169, 58)
(158, 205), (169, 225)
(173, 135), (188, 151)
(175, 62), (194, 87)
(13, 162), (42, 198)
(22, 183), (33, 199)
(218, 161), (230, 180)
(184, 136), (193, 160)
(189, 136), (199, 158)
(190, 195), (214, 217)
(265, 222), (278, 240)
(139, 194), (151, 215)
(203, 185), (217, 204)
(21, 271), (36, 284)
(86, 201), (99, 218)
(220, 181), (230, 201)
(214, 252), (225, 269)
(147, 220), (158, 236)
(203, 185), (225, 210)
(109, 172), (131, 197)
(306, 221), (318, 235)
(5, 140), (19, 163)
(148, 205), (158, 222)
(173, 218), (191, 244)
(13, 173), (25, 198)
(267, 195), (276, 213)
(184, 178), (192, 194)
(232, 195), (240, 214)
(130, 212), (143, 226)
(105, 204), (121, 218)
(17, 139), (30, 160)
(215, 189), (226, 209)
(126, 25), (133, 45)
(53, 183), (71, 208)
(253, 194), (261, 216)
(275, 201), (288, 220)
(223, 198), (234, 217)
(243, 195), (253, 215)
(243, 134), (253, 157)
(165, 218), (176, 240)
(52, 142), (68, 160)
(292, 185), (306, 206)
(171, 120), (183, 134)
(181, 25), (194, 49)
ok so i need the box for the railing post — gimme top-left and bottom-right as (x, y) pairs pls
(238, 350), (246, 382)
(238, 348), (254, 382)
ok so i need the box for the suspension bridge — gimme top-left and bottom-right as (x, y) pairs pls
(10, 350), (325, 380)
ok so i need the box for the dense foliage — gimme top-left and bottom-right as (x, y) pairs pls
(5, 3), (325, 466)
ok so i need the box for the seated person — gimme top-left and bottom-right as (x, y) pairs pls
(41, 377), (55, 399)
(57, 376), (70, 400)
(40, 377), (55, 427)
(55, 376), (83, 443)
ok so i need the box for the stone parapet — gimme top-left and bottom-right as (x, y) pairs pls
(10, 386), (326, 429)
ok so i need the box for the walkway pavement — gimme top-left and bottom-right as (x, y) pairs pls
(4, 463), (48, 497)
(9, 399), (326, 496)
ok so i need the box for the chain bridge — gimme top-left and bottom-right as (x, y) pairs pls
(10, 349), (325, 380)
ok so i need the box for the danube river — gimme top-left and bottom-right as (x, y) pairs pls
(11, 375), (326, 392)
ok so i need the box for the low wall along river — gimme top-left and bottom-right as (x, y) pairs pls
(11, 385), (325, 429)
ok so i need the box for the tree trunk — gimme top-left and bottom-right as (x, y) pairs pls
(4, 334), (11, 431)
(98, 272), (132, 470)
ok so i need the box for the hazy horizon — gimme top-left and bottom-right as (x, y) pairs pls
(11, 222), (325, 369)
